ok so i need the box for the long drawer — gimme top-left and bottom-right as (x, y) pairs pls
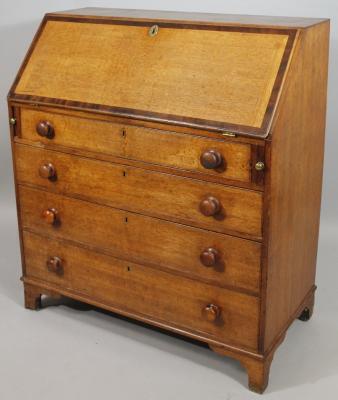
(20, 108), (254, 185)
(23, 230), (260, 350)
(19, 186), (261, 294)
(15, 144), (263, 239)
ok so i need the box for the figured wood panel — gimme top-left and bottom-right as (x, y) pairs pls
(19, 186), (261, 294)
(23, 230), (259, 350)
(262, 21), (329, 351)
(15, 20), (288, 129)
(15, 144), (263, 239)
(20, 108), (252, 183)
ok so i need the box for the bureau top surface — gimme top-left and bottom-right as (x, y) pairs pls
(9, 9), (311, 138)
(52, 8), (328, 28)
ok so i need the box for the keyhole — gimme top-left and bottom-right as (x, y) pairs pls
(148, 25), (159, 37)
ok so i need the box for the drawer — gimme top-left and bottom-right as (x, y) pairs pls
(23, 230), (260, 350)
(20, 109), (254, 185)
(15, 144), (263, 239)
(19, 186), (261, 294)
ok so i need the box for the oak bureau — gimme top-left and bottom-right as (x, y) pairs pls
(8, 8), (329, 393)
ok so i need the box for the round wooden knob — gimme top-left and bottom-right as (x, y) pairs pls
(39, 163), (56, 180)
(36, 121), (54, 139)
(199, 196), (221, 216)
(46, 256), (63, 275)
(42, 208), (58, 225)
(203, 304), (221, 322)
(200, 150), (223, 169)
(200, 248), (219, 267)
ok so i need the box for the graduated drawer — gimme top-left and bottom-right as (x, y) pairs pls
(20, 108), (255, 186)
(23, 231), (260, 350)
(15, 144), (262, 239)
(19, 186), (261, 294)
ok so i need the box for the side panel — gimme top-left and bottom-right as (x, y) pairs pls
(263, 22), (329, 351)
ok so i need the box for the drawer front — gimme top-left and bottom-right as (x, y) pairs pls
(15, 144), (262, 239)
(23, 231), (259, 350)
(20, 108), (253, 185)
(19, 186), (261, 294)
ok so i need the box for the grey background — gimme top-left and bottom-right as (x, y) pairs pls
(0, 1), (337, 399)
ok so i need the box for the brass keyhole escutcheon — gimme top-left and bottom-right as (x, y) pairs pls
(148, 24), (159, 37)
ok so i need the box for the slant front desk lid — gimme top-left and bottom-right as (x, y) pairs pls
(10, 11), (299, 138)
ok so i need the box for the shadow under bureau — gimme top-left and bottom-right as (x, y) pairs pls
(8, 8), (329, 393)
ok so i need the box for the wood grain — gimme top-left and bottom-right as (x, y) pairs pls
(20, 108), (252, 184)
(7, 8), (330, 394)
(24, 282), (42, 310)
(19, 186), (261, 294)
(11, 104), (267, 145)
(15, 20), (288, 129)
(261, 21), (329, 351)
(211, 343), (274, 394)
(23, 230), (260, 350)
(51, 8), (327, 29)
(15, 144), (263, 239)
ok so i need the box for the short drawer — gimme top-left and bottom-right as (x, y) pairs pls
(23, 231), (260, 350)
(15, 144), (263, 239)
(19, 186), (261, 294)
(19, 108), (254, 185)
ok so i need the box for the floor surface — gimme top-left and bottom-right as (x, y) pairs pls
(1, 202), (337, 400)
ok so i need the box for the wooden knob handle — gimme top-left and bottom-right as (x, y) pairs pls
(200, 248), (219, 267)
(36, 121), (54, 139)
(39, 163), (56, 180)
(200, 150), (223, 169)
(42, 208), (58, 225)
(199, 196), (221, 216)
(203, 304), (221, 322)
(46, 256), (63, 275)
